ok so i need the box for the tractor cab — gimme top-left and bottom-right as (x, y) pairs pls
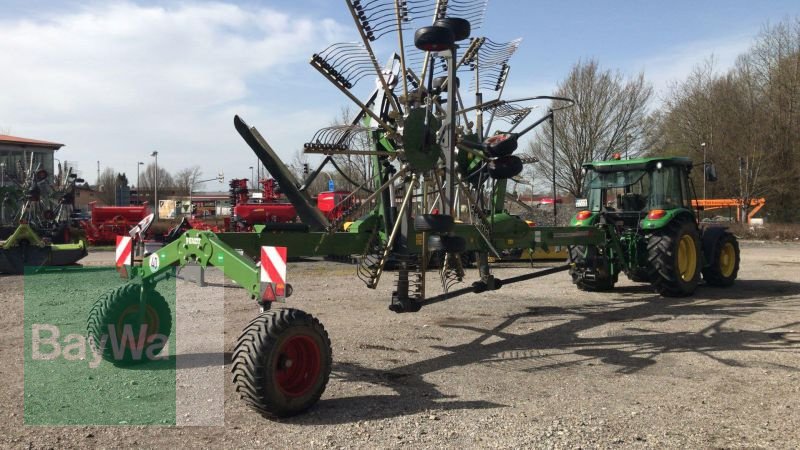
(574, 157), (694, 229)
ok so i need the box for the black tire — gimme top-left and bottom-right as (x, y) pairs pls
(702, 232), (740, 287)
(485, 133), (518, 157)
(231, 308), (332, 419)
(569, 245), (616, 291)
(433, 17), (471, 41)
(487, 155), (523, 179)
(414, 25), (455, 52)
(427, 234), (467, 253)
(628, 269), (650, 283)
(87, 283), (172, 365)
(414, 214), (454, 233)
(646, 218), (702, 297)
(432, 76), (459, 92)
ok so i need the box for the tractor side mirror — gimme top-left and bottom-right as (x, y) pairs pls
(705, 163), (718, 182)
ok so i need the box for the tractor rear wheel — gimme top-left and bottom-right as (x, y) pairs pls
(231, 308), (332, 419)
(569, 245), (615, 291)
(702, 232), (740, 287)
(86, 283), (172, 365)
(646, 218), (702, 297)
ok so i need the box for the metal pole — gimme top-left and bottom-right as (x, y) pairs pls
(550, 110), (557, 225)
(0, 162), (4, 222)
(151, 151), (159, 220)
(137, 161), (144, 205)
(700, 142), (707, 203)
(249, 166), (254, 189)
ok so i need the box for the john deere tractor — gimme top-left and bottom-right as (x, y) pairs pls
(568, 156), (740, 296)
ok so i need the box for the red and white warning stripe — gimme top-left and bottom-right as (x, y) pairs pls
(260, 246), (287, 284)
(116, 235), (132, 267)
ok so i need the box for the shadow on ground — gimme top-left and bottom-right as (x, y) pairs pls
(289, 279), (800, 424)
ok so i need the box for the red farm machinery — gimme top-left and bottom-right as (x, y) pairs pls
(81, 201), (151, 245)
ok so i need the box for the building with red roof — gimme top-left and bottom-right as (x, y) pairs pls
(0, 134), (64, 185)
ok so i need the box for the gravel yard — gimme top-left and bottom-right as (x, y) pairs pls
(1, 240), (799, 448)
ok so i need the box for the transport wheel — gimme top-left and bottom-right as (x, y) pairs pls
(86, 283), (172, 365)
(427, 234), (467, 253)
(231, 308), (332, 419)
(485, 133), (518, 157)
(568, 245), (615, 291)
(414, 214), (454, 233)
(487, 155), (523, 179)
(647, 218), (701, 297)
(433, 17), (471, 41)
(414, 25), (455, 52)
(702, 232), (740, 287)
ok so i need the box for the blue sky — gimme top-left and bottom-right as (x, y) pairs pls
(0, 0), (796, 187)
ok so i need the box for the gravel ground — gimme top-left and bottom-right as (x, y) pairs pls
(1, 240), (799, 449)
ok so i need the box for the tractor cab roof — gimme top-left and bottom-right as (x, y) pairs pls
(583, 156), (693, 173)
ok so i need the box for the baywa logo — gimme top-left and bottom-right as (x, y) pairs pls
(31, 323), (170, 368)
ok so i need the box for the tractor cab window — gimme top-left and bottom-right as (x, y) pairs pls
(585, 169), (650, 212)
(650, 166), (687, 209)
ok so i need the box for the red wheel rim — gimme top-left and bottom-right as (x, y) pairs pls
(275, 335), (322, 397)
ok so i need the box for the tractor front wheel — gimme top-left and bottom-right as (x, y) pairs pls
(702, 232), (740, 286)
(647, 218), (702, 297)
(231, 308), (332, 419)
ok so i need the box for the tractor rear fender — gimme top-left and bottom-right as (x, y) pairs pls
(641, 208), (695, 231)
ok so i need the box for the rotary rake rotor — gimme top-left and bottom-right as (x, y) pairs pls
(296, 0), (577, 311)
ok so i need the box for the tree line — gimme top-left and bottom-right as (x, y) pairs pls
(94, 164), (203, 206)
(527, 18), (800, 223)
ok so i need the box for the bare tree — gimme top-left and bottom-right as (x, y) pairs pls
(95, 167), (117, 205)
(330, 106), (373, 191)
(656, 19), (800, 222)
(173, 166), (202, 196)
(95, 169), (129, 205)
(527, 59), (657, 196)
(138, 163), (174, 205)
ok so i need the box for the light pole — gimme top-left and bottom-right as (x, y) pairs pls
(625, 133), (631, 159)
(249, 166), (254, 189)
(0, 162), (5, 222)
(151, 151), (159, 220)
(700, 142), (707, 202)
(136, 161), (144, 205)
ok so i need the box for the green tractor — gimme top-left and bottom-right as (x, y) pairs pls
(568, 156), (740, 296)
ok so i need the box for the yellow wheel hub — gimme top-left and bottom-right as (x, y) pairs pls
(677, 234), (697, 281)
(719, 242), (736, 277)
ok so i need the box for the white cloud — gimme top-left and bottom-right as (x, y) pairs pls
(0, 2), (346, 184)
(634, 32), (756, 103)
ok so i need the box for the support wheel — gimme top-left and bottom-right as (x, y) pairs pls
(87, 283), (172, 365)
(427, 234), (467, 253)
(702, 232), (740, 286)
(569, 245), (615, 291)
(414, 214), (454, 233)
(647, 218), (701, 296)
(231, 308), (332, 419)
